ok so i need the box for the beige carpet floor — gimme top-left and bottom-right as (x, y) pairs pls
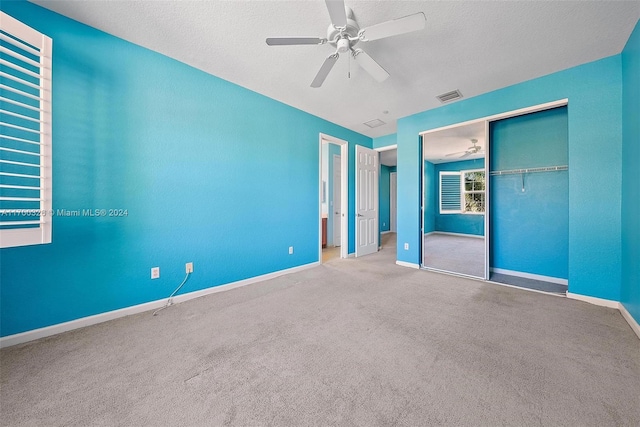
(1, 238), (639, 426)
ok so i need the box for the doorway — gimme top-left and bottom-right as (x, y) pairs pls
(376, 145), (397, 255)
(319, 134), (348, 263)
(390, 172), (397, 232)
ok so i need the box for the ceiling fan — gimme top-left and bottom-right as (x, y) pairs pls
(446, 139), (484, 159)
(265, 0), (426, 88)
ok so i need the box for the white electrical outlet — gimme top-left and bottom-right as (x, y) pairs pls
(288, 246), (294, 255)
(151, 267), (160, 279)
(383, 222), (386, 227)
(404, 243), (409, 250)
(186, 262), (193, 274)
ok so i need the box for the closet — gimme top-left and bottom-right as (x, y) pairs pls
(420, 104), (569, 295)
(488, 106), (568, 293)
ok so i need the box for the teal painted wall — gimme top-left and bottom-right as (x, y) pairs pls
(0, 2), (372, 337)
(379, 166), (391, 232)
(489, 107), (568, 279)
(373, 134), (396, 149)
(398, 55), (622, 300)
(621, 20), (640, 324)
(430, 159), (485, 236)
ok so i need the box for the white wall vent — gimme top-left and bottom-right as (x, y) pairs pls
(437, 90), (463, 103)
(364, 119), (385, 128)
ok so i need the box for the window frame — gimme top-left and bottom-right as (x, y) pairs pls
(0, 12), (52, 248)
(439, 168), (485, 215)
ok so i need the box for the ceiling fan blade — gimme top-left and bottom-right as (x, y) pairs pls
(459, 152), (472, 158)
(266, 37), (326, 46)
(353, 49), (389, 82)
(325, 0), (347, 28)
(311, 53), (339, 88)
(359, 12), (426, 42)
(445, 151), (466, 157)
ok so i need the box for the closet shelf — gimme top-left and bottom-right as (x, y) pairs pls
(489, 165), (568, 176)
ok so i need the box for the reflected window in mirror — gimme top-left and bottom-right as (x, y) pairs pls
(463, 169), (485, 214)
(439, 169), (485, 214)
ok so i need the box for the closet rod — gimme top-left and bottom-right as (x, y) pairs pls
(489, 165), (568, 176)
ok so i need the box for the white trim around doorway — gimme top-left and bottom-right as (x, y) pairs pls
(319, 133), (348, 262)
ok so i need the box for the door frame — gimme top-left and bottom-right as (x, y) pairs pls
(319, 133), (348, 262)
(375, 144), (397, 235)
(418, 98), (568, 280)
(389, 171), (397, 232)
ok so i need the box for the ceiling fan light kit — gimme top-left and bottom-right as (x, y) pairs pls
(266, 0), (426, 88)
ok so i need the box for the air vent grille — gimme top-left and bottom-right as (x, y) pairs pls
(364, 119), (385, 128)
(437, 90), (463, 103)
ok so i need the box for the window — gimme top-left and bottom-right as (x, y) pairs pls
(462, 169), (485, 213)
(439, 169), (485, 214)
(0, 12), (52, 248)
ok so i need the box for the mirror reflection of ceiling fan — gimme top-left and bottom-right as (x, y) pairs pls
(265, 0), (426, 87)
(446, 139), (485, 159)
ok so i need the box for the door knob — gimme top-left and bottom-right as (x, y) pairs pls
(357, 213), (363, 217)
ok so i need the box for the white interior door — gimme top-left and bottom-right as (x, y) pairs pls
(390, 172), (397, 232)
(355, 145), (379, 257)
(333, 154), (341, 246)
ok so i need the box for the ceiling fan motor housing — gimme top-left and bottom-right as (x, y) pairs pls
(327, 7), (360, 48)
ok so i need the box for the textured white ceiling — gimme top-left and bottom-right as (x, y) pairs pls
(32, 0), (640, 138)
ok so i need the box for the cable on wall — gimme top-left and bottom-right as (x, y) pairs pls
(153, 272), (191, 316)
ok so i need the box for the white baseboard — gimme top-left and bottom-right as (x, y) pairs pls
(432, 231), (484, 239)
(619, 303), (640, 340)
(0, 300), (168, 349)
(566, 294), (640, 340)
(4, 262), (636, 348)
(396, 260), (420, 269)
(491, 268), (568, 286)
(0, 261), (320, 349)
(381, 231), (393, 235)
(486, 279), (566, 298)
(566, 292), (620, 309)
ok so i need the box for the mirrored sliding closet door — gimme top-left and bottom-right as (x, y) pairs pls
(422, 121), (488, 279)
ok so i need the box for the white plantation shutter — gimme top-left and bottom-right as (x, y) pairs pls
(0, 12), (52, 248)
(439, 171), (461, 214)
